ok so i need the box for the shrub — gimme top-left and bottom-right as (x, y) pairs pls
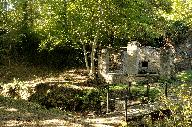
(156, 83), (192, 127)
(139, 83), (192, 127)
(29, 85), (103, 112)
(108, 83), (160, 102)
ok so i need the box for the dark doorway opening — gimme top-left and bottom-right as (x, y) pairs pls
(142, 61), (148, 68)
(139, 61), (149, 74)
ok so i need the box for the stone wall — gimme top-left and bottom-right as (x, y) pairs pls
(161, 45), (177, 79)
(138, 46), (160, 74)
(127, 41), (139, 75)
(98, 42), (173, 84)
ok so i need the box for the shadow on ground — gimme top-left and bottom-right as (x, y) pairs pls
(0, 96), (124, 127)
(0, 64), (88, 85)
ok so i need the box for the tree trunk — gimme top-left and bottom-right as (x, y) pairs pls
(82, 43), (89, 73)
(90, 36), (98, 78)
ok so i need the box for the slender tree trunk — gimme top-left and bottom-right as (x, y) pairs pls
(90, 36), (98, 77)
(82, 43), (89, 73)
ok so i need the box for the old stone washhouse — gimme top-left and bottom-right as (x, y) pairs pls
(98, 41), (174, 84)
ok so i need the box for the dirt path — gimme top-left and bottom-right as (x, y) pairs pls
(0, 93), (126, 127)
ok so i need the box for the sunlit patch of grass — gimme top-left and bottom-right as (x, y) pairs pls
(109, 84), (127, 91)
(176, 70), (192, 82)
(4, 108), (18, 112)
(0, 78), (31, 100)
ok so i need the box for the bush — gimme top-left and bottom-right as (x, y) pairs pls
(138, 83), (192, 126)
(156, 83), (192, 127)
(108, 83), (161, 102)
(35, 46), (84, 69)
(29, 84), (103, 112)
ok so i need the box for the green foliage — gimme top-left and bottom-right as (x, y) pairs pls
(151, 83), (192, 127)
(124, 71), (192, 126)
(29, 84), (103, 112)
(108, 83), (161, 102)
(120, 83), (192, 126)
(176, 70), (192, 82)
(166, 20), (189, 45)
(0, 0), (187, 68)
(161, 0), (192, 24)
(36, 45), (84, 68)
(148, 88), (161, 102)
(109, 84), (127, 91)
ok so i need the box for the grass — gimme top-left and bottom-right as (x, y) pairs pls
(108, 83), (161, 102)
(0, 95), (71, 126)
(176, 69), (192, 82)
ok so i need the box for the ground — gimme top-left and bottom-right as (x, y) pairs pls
(0, 64), (126, 127)
(0, 64), (178, 127)
(0, 96), (125, 127)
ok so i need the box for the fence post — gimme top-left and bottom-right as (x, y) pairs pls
(125, 94), (128, 123)
(128, 82), (131, 98)
(146, 80), (150, 101)
(165, 82), (168, 98)
(125, 82), (131, 124)
(106, 84), (109, 113)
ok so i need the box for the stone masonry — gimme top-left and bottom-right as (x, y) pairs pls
(98, 41), (174, 84)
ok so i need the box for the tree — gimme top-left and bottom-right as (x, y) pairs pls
(0, 0), (174, 74)
(0, 0), (21, 65)
(67, 0), (173, 78)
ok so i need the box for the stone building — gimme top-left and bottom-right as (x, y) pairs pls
(98, 41), (174, 84)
